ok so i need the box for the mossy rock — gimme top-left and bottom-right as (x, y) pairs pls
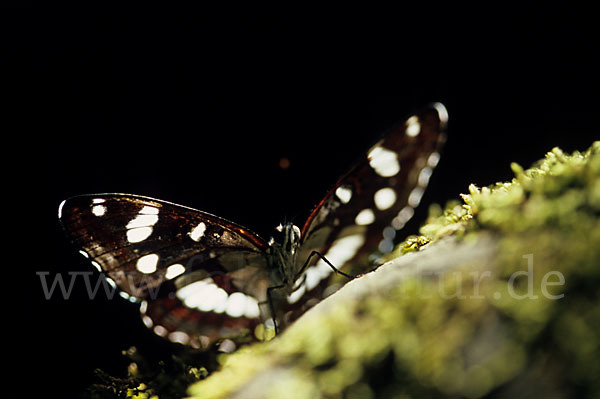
(92, 141), (600, 398)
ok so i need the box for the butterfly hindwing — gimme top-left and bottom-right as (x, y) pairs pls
(59, 194), (272, 347)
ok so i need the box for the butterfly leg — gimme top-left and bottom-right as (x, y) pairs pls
(266, 284), (284, 335)
(294, 250), (353, 282)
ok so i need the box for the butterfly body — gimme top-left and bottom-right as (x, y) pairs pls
(59, 103), (448, 349)
(267, 222), (303, 291)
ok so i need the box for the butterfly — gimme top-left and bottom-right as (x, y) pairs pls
(58, 103), (447, 350)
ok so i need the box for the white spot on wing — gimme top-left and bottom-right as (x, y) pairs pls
(427, 152), (441, 168)
(433, 102), (449, 125)
(92, 205), (107, 217)
(189, 222), (207, 242)
(408, 187), (425, 207)
(91, 260), (102, 272)
(355, 208), (375, 225)
(58, 200), (66, 218)
(154, 325), (168, 337)
(335, 186), (353, 204)
(92, 260), (102, 272)
(127, 227), (153, 243)
(168, 331), (190, 345)
(105, 277), (117, 289)
(418, 166), (433, 187)
(367, 144), (400, 177)
(136, 254), (159, 274)
(165, 264), (186, 280)
(399, 206), (415, 222)
(405, 115), (421, 137)
(374, 187), (397, 210)
(142, 315), (153, 328)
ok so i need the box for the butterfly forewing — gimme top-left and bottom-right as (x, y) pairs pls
(291, 103), (447, 304)
(59, 194), (272, 347)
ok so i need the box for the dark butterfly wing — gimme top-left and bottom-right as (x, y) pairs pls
(59, 194), (272, 348)
(284, 103), (447, 315)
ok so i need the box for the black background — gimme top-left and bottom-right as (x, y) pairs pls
(11, 6), (598, 397)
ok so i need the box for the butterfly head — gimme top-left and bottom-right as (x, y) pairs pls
(268, 222), (302, 285)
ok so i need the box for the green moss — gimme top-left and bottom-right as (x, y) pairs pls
(189, 141), (600, 399)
